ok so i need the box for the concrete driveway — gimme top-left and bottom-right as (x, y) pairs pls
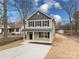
(0, 41), (51, 59)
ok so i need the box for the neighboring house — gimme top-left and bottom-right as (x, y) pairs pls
(22, 10), (55, 43)
(0, 22), (23, 34)
(0, 24), (11, 34)
(8, 22), (23, 34)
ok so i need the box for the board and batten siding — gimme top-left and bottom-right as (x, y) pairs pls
(28, 11), (51, 20)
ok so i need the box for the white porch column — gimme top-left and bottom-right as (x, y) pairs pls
(23, 32), (25, 41)
(8, 29), (9, 33)
(33, 32), (34, 40)
(26, 32), (27, 39)
(14, 29), (16, 32)
(50, 31), (52, 42)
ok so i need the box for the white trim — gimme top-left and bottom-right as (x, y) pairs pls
(28, 19), (50, 21)
(14, 29), (16, 32)
(33, 32), (34, 40)
(52, 22), (55, 41)
(50, 31), (52, 42)
(27, 19), (50, 28)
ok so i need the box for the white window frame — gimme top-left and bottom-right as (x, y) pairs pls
(43, 20), (49, 27)
(39, 32), (49, 38)
(28, 19), (50, 27)
(35, 21), (41, 27)
(28, 21), (34, 27)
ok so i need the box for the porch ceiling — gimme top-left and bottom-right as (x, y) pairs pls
(22, 28), (52, 31)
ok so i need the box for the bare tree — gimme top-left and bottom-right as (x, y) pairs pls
(3, 0), (8, 39)
(0, 1), (4, 23)
(13, 0), (34, 40)
(56, 0), (79, 35)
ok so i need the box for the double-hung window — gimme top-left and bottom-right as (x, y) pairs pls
(39, 32), (49, 38)
(43, 20), (49, 27)
(35, 21), (41, 27)
(28, 21), (34, 27)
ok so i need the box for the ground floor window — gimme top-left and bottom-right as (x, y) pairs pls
(11, 29), (14, 32)
(8, 29), (14, 33)
(9, 29), (11, 33)
(16, 28), (19, 32)
(39, 32), (49, 38)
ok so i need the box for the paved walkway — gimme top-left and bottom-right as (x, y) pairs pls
(0, 41), (51, 59)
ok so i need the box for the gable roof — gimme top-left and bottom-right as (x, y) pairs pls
(8, 22), (23, 28)
(0, 21), (23, 29)
(0, 24), (11, 29)
(26, 10), (52, 20)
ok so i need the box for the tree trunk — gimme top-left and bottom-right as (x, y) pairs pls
(75, 20), (78, 33)
(3, 0), (8, 39)
(69, 16), (73, 36)
(23, 19), (26, 40)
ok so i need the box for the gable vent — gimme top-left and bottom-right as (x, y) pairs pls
(37, 12), (40, 15)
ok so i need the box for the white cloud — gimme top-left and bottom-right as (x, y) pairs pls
(47, 2), (54, 8)
(40, 3), (49, 13)
(39, 0), (57, 13)
(34, 0), (39, 2)
(39, 0), (62, 13)
(54, 2), (62, 9)
(39, 0), (55, 13)
(50, 14), (54, 17)
(54, 15), (61, 24)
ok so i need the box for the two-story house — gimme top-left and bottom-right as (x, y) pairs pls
(23, 10), (55, 43)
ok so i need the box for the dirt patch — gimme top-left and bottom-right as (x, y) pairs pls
(45, 34), (79, 59)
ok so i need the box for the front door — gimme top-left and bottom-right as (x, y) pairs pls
(29, 32), (32, 40)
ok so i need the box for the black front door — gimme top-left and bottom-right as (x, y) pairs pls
(29, 32), (32, 40)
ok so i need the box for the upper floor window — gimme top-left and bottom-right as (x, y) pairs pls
(35, 21), (41, 27)
(43, 20), (49, 27)
(28, 20), (49, 27)
(28, 21), (34, 27)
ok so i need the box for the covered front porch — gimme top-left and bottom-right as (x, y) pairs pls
(22, 28), (54, 43)
(26, 31), (52, 43)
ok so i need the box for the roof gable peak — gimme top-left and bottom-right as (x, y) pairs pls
(26, 9), (51, 20)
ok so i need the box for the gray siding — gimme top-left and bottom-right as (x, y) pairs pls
(24, 10), (55, 42)
(28, 11), (51, 20)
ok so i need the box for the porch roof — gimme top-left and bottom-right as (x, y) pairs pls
(22, 28), (52, 32)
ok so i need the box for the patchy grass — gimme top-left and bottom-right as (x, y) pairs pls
(0, 34), (23, 46)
